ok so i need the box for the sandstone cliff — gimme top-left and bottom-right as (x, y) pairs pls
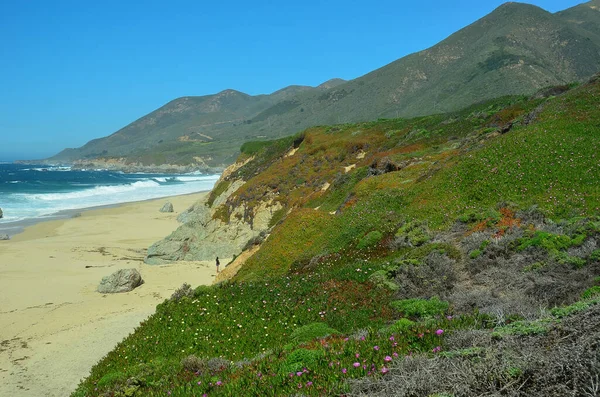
(144, 161), (281, 265)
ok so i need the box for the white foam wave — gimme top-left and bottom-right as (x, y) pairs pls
(27, 180), (161, 201)
(1, 174), (220, 223)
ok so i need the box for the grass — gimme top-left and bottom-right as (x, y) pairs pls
(72, 79), (600, 396)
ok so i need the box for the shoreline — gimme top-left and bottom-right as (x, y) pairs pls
(0, 191), (211, 238)
(0, 191), (218, 397)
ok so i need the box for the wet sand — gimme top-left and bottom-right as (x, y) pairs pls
(0, 192), (215, 397)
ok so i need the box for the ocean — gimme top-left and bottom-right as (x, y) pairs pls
(0, 163), (219, 236)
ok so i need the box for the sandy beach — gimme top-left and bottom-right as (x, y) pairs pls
(0, 192), (217, 397)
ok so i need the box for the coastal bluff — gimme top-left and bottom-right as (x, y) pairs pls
(145, 159), (281, 265)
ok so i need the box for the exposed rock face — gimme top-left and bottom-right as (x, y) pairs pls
(0, 234), (9, 241)
(146, 196), (281, 265)
(160, 202), (174, 213)
(145, 160), (280, 265)
(97, 268), (144, 293)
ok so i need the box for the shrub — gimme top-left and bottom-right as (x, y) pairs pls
(96, 371), (126, 388)
(357, 230), (383, 249)
(181, 355), (207, 374)
(281, 348), (324, 374)
(395, 221), (431, 247)
(491, 319), (550, 339)
(207, 357), (230, 373)
(289, 322), (339, 345)
(369, 270), (400, 291)
(581, 286), (600, 300)
(170, 283), (194, 302)
(193, 284), (214, 297)
(388, 318), (416, 334)
(590, 249), (600, 262)
(391, 297), (450, 318)
(469, 249), (482, 259)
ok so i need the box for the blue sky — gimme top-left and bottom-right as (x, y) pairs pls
(0, 0), (585, 160)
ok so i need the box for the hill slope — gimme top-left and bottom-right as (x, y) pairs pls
(50, 2), (600, 169)
(72, 77), (600, 396)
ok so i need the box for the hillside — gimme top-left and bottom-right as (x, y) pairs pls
(72, 76), (600, 396)
(51, 2), (600, 170)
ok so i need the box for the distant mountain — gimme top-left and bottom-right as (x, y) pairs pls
(49, 1), (600, 169)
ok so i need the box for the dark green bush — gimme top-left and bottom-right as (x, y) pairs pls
(390, 297), (450, 318)
(290, 322), (339, 345)
(357, 230), (383, 249)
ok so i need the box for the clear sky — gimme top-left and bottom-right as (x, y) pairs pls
(0, 0), (585, 161)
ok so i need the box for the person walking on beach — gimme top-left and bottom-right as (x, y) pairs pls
(216, 256), (220, 273)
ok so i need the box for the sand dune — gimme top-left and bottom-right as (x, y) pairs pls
(0, 193), (216, 397)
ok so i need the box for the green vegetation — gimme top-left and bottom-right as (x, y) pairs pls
(73, 77), (600, 396)
(390, 297), (450, 319)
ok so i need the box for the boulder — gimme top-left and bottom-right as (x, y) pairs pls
(97, 268), (144, 293)
(160, 202), (174, 213)
(0, 234), (9, 241)
(0, 207), (3, 218)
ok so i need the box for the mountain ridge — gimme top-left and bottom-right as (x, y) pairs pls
(48, 1), (600, 170)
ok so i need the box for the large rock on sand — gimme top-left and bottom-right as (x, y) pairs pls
(97, 268), (144, 293)
(0, 234), (9, 241)
(0, 207), (3, 218)
(159, 202), (174, 213)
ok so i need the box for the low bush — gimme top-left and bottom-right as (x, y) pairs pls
(357, 231), (383, 249)
(290, 322), (340, 345)
(390, 297), (450, 319)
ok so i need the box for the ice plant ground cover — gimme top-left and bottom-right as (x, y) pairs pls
(73, 250), (469, 396)
(72, 77), (600, 396)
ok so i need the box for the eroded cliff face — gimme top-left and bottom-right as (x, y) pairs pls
(144, 162), (280, 265)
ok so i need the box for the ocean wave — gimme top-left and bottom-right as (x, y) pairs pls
(26, 180), (161, 201)
(1, 173), (220, 223)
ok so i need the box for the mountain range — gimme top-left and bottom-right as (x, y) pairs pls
(49, 1), (600, 169)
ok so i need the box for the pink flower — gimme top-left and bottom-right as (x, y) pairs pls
(216, 380), (222, 386)
(389, 336), (395, 341)
(296, 371), (303, 377)
(393, 352), (399, 358)
(355, 353), (360, 358)
(381, 367), (389, 374)
(353, 362), (360, 367)
(384, 356), (392, 362)
(342, 368), (347, 374)
(306, 381), (313, 387)
(374, 345), (380, 351)
(436, 329), (444, 336)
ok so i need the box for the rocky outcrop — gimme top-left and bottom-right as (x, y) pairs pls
(146, 158), (280, 265)
(145, 196), (281, 265)
(0, 234), (9, 241)
(0, 207), (3, 219)
(160, 202), (174, 213)
(97, 268), (144, 293)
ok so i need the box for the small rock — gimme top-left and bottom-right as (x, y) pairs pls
(0, 234), (9, 241)
(97, 268), (144, 293)
(159, 202), (174, 213)
(0, 207), (3, 218)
